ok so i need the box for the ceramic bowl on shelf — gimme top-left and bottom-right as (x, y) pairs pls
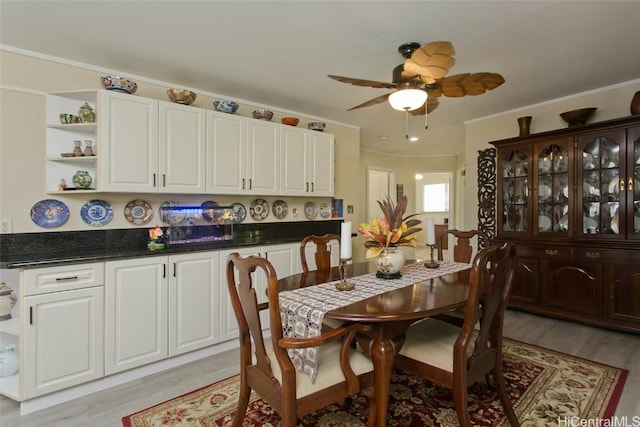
(560, 108), (597, 127)
(281, 117), (299, 126)
(252, 109), (273, 121)
(100, 75), (137, 94)
(166, 89), (196, 105)
(213, 99), (239, 114)
(307, 121), (326, 131)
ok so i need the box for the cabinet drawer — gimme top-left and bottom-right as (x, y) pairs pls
(514, 245), (570, 260)
(22, 262), (104, 296)
(573, 248), (638, 264)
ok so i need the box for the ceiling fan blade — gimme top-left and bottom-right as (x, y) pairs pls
(401, 41), (456, 84)
(409, 97), (440, 116)
(428, 72), (506, 97)
(328, 74), (397, 89)
(347, 93), (392, 111)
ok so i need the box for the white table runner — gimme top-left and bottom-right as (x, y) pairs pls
(278, 261), (471, 382)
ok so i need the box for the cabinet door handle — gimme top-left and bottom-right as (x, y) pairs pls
(306, 182), (309, 192)
(545, 249), (558, 256)
(162, 264), (166, 278)
(153, 173), (157, 187)
(55, 276), (78, 281)
(585, 251), (600, 259)
(162, 174), (166, 187)
(620, 178), (625, 192)
(242, 178), (245, 190)
(311, 182), (314, 192)
(29, 306), (33, 325)
(629, 177), (634, 191)
(249, 179), (252, 190)
(173, 262), (176, 277)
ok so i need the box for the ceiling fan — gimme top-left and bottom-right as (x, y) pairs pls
(328, 41), (505, 118)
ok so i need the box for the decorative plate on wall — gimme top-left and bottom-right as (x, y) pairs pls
(124, 199), (153, 225)
(250, 198), (269, 221)
(319, 203), (331, 218)
(31, 199), (69, 228)
(304, 202), (318, 220)
(201, 200), (221, 222)
(272, 200), (288, 220)
(80, 199), (113, 227)
(230, 203), (246, 223)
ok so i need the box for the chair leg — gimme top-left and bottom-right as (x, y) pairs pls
(452, 385), (472, 427)
(493, 367), (520, 427)
(232, 379), (251, 427)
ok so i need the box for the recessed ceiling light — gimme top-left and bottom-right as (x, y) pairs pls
(379, 135), (389, 140)
(408, 136), (419, 142)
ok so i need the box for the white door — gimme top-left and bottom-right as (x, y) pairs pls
(100, 91), (158, 192)
(206, 111), (246, 193)
(159, 101), (206, 193)
(168, 252), (220, 356)
(367, 168), (394, 221)
(105, 257), (167, 375)
(23, 287), (104, 398)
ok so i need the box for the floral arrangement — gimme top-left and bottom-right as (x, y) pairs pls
(147, 225), (165, 250)
(358, 195), (422, 258)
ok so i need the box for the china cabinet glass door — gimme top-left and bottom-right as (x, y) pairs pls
(535, 140), (571, 235)
(500, 147), (530, 234)
(628, 126), (640, 239)
(577, 129), (625, 238)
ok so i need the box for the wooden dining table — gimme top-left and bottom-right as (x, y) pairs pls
(277, 261), (473, 427)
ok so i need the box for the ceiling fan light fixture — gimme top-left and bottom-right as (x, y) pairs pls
(388, 86), (428, 111)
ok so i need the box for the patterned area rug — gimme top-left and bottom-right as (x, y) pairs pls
(122, 338), (627, 426)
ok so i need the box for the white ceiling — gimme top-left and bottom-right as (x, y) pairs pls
(2, 1), (640, 157)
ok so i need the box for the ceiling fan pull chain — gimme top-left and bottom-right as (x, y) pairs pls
(425, 112), (428, 130)
(405, 109), (409, 140)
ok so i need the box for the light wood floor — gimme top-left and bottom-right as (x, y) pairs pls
(1, 310), (639, 426)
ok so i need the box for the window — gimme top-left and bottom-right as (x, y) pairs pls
(422, 183), (449, 212)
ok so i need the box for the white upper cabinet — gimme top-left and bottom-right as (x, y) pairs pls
(281, 126), (334, 196)
(207, 112), (280, 195)
(99, 91), (205, 193)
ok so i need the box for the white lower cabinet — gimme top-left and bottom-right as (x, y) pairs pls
(21, 263), (105, 399)
(219, 243), (300, 341)
(105, 251), (220, 375)
(302, 240), (340, 271)
(168, 252), (220, 356)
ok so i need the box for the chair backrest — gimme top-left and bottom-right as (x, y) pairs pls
(456, 242), (517, 383)
(299, 233), (340, 273)
(437, 229), (489, 263)
(226, 252), (281, 382)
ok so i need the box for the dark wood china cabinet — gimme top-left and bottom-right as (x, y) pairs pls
(488, 115), (640, 334)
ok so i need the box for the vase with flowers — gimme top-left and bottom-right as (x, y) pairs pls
(358, 195), (422, 279)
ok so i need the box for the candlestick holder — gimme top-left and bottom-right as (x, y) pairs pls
(424, 244), (440, 269)
(335, 258), (355, 291)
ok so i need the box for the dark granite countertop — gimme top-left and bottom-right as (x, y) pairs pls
(0, 220), (341, 269)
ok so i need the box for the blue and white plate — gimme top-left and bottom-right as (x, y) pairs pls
(80, 199), (113, 227)
(319, 203), (331, 219)
(230, 202), (246, 223)
(31, 199), (69, 228)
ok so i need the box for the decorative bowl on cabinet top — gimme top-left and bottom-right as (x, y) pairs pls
(213, 99), (239, 114)
(281, 117), (300, 126)
(252, 109), (273, 121)
(307, 121), (326, 131)
(559, 108), (597, 127)
(167, 89), (197, 105)
(101, 75), (137, 94)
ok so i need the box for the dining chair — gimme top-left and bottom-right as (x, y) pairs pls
(299, 233), (341, 273)
(435, 229), (490, 326)
(394, 243), (520, 427)
(226, 252), (376, 427)
(437, 229), (489, 263)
